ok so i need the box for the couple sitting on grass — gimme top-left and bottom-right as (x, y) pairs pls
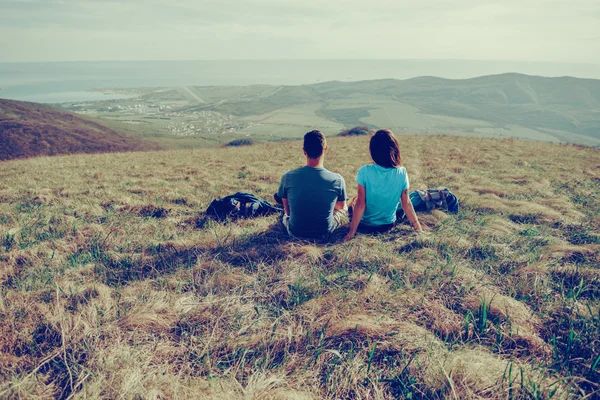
(277, 129), (422, 241)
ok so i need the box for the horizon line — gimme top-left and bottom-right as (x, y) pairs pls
(1, 58), (599, 66)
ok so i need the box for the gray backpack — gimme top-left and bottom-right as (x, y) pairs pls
(411, 187), (459, 213)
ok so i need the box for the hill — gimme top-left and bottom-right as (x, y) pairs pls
(53, 73), (600, 147)
(306, 74), (600, 144)
(0, 136), (599, 398)
(379, 74), (600, 140)
(0, 99), (162, 161)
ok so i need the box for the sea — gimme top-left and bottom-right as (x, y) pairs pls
(1, 59), (599, 104)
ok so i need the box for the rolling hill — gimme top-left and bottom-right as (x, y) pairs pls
(0, 99), (162, 161)
(378, 74), (600, 139)
(50, 73), (600, 147)
(199, 73), (600, 145)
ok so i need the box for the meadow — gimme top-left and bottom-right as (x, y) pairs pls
(0, 135), (599, 399)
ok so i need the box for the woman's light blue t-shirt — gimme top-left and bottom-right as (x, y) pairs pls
(356, 164), (409, 226)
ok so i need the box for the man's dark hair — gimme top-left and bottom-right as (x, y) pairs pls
(303, 130), (326, 159)
(370, 129), (401, 168)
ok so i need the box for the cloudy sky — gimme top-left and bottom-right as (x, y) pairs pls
(0, 0), (598, 63)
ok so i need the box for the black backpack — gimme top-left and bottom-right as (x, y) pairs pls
(205, 192), (283, 221)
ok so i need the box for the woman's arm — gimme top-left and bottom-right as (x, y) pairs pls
(344, 185), (366, 241)
(401, 190), (422, 233)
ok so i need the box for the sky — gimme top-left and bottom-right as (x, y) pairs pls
(0, 0), (599, 63)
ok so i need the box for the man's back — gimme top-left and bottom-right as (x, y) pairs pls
(278, 166), (346, 238)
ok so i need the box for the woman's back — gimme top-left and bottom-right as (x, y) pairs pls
(357, 164), (409, 226)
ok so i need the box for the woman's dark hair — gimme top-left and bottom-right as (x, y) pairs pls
(369, 129), (401, 168)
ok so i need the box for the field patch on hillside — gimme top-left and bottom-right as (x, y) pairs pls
(240, 103), (344, 137)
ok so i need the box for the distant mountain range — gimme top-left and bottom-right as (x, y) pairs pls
(370, 73), (600, 138)
(1, 73), (599, 161)
(208, 73), (600, 145)
(0, 99), (162, 161)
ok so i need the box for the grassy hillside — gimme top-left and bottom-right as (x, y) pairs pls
(0, 99), (163, 161)
(0, 136), (599, 398)
(383, 74), (600, 139)
(313, 74), (600, 138)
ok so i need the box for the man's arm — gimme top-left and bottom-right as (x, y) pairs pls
(282, 198), (290, 216)
(277, 173), (289, 215)
(335, 175), (348, 211)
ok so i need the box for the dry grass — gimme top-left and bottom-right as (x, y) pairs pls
(0, 99), (162, 161)
(0, 135), (599, 399)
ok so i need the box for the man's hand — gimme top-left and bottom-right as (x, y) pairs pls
(334, 200), (347, 212)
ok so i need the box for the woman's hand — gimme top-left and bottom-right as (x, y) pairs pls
(345, 185), (366, 243)
(343, 231), (356, 242)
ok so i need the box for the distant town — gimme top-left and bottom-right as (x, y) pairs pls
(63, 87), (264, 137)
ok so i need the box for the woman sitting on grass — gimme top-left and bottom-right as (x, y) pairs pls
(344, 129), (422, 241)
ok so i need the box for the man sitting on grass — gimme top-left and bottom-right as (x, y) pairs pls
(277, 130), (348, 239)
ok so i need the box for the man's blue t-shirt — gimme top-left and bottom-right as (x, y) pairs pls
(356, 164), (409, 226)
(278, 166), (346, 238)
